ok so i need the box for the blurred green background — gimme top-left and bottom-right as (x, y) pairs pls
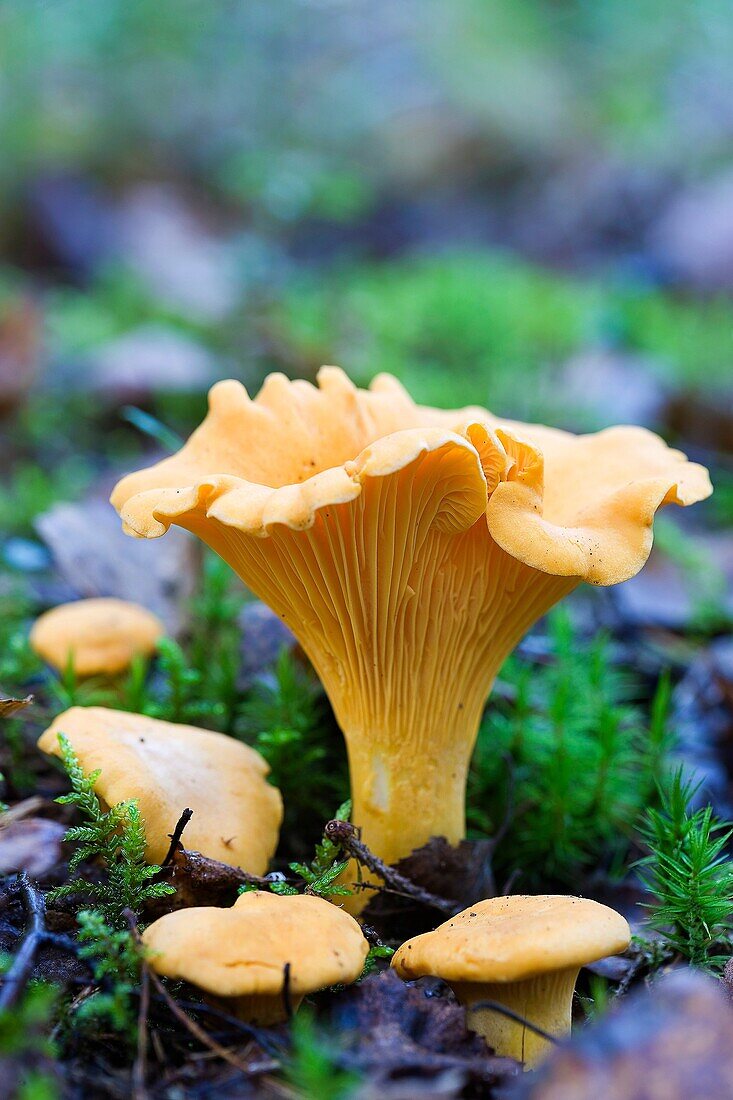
(0, 0), (731, 448)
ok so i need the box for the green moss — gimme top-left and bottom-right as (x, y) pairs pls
(265, 252), (732, 423)
(467, 610), (672, 886)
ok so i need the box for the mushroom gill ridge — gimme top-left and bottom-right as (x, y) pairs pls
(112, 367), (711, 905)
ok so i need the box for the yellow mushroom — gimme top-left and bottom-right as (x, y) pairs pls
(38, 706), (282, 874)
(30, 597), (164, 678)
(391, 895), (630, 1068)
(142, 890), (369, 1023)
(111, 368), (711, 903)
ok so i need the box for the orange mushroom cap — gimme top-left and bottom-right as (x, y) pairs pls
(38, 706), (283, 873)
(30, 598), (164, 677)
(142, 890), (369, 1008)
(111, 369), (710, 585)
(110, 369), (711, 893)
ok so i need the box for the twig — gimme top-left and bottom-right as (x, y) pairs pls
(282, 962), (293, 1020)
(132, 953), (150, 1100)
(323, 820), (456, 913)
(157, 845), (273, 898)
(124, 907), (257, 1077)
(161, 808), (194, 867)
(172, 1000), (284, 1056)
(148, 970), (257, 1076)
(468, 999), (559, 1045)
(0, 796), (46, 825)
(0, 873), (51, 1010)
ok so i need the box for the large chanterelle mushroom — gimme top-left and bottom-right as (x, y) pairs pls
(111, 368), (711, 902)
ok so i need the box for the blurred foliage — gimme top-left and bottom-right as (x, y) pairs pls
(0, 955), (58, 1099)
(2, 0), (732, 220)
(240, 650), (348, 844)
(285, 1009), (359, 1100)
(0, 459), (92, 539)
(266, 253), (733, 419)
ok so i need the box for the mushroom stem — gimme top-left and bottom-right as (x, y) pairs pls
(344, 726), (476, 869)
(227, 992), (304, 1025)
(451, 966), (579, 1068)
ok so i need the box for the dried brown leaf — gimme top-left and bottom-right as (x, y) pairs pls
(0, 693), (32, 719)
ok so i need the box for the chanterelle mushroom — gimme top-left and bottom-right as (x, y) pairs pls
(38, 707), (282, 874)
(391, 895), (630, 1067)
(142, 890), (369, 1023)
(111, 368), (711, 900)
(30, 598), (164, 677)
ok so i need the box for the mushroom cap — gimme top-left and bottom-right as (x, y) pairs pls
(38, 706), (282, 874)
(111, 367), (711, 587)
(391, 896), (631, 984)
(30, 598), (165, 676)
(142, 890), (369, 997)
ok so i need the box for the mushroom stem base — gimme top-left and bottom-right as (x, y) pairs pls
(341, 738), (473, 913)
(451, 966), (579, 1068)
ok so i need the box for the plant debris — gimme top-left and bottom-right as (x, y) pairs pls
(330, 970), (518, 1095)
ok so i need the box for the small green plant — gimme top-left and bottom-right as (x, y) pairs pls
(138, 625), (240, 733)
(637, 770), (733, 970)
(48, 734), (174, 923)
(360, 943), (395, 978)
(241, 801), (353, 899)
(579, 974), (611, 1021)
(48, 657), (116, 711)
(72, 910), (144, 1042)
(468, 610), (672, 886)
(288, 800), (353, 898)
(285, 1009), (359, 1100)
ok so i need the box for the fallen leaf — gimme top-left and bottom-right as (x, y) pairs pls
(238, 601), (297, 690)
(509, 968), (733, 1100)
(118, 183), (241, 322)
(363, 837), (495, 939)
(85, 323), (220, 404)
(613, 532), (733, 632)
(143, 846), (255, 919)
(36, 497), (200, 635)
(650, 168), (733, 291)
(0, 818), (66, 877)
(0, 694), (32, 718)
(559, 350), (666, 430)
(329, 970), (517, 1094)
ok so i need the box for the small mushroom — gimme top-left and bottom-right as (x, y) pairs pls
(391, 895), (630, 1068)
(30, 598), (164, 677)
(38, 706), (282, 874)
(142, 889), (369, 1023)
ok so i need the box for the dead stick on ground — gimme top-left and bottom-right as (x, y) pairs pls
(0, 873), (52, 1010)
(323, 820), (457, 913)
(132, 954), (150, 1100)
(149, 970), (257, 1075)
(161, 807), (194, 867)
(125, 908), (255, 1076)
